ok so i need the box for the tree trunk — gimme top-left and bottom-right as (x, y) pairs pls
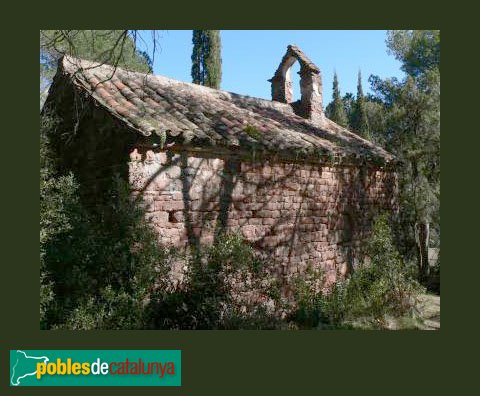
(416, 221), (430, 282)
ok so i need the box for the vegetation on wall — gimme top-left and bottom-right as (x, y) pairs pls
(243, 124), (262, 140)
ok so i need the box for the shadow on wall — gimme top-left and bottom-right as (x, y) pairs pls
(130, 147), (395, 289)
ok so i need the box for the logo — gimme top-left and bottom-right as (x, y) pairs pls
(10, 350), (181, 387)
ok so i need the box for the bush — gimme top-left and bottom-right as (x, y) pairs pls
(40, 114), (81, 328)
(44, 175), (168, 330)
(55, 286), (148, 330)
(321, 213), (424, 327)
(289, 213), (424, 329)
(289, 266), (325, 328)
(148, 233), (284, 330)
(41, 113), (167, 329)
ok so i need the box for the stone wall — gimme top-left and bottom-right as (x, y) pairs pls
(129, 148), (397, 287)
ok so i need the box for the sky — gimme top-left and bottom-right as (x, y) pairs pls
(138, 30), (404, 105)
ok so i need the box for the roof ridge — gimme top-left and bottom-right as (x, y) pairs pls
(61, 55), (293, 111)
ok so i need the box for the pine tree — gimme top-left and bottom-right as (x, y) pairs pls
(352, 71), (371, 140)
(191, 30), (222, 89)
(326, 72), (348, 127)
(370, 30), (440, 284)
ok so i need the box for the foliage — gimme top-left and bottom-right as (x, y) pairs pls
(388, 74), (439, 251)
(291, 214), (424, 329)
(136, 50), (154, 73)
(243, 125), (262, 140)
(191, 30), (222, 89)
(363, 96), (388, 146)
(341, 92), (355, 122)
(47, 175), (168, 330)
(325, 72), (348, 127)
(290, 266), (325, 328)
(351, 71), (371, 140)
(326, 214), (423, 324)
(40, 30), (153, 107)
(41, 114), (166, 329)
(324, 30), (441, 282)
(40, 114), (80, 328)
(40, 30), (152, 73)
(368, 31), (440, 280)
(387, 30), (440, 78)
(147, 233), (284, 330)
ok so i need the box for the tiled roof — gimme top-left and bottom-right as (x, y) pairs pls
(52, 56), (395, 166)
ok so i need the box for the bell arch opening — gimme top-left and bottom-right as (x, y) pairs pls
(289, 60), (301, 103)
(270, 45), (324, 120)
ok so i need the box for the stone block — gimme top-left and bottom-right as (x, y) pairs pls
(227, 219), (239, 227)
(241, 225), (257, 240)
(155, 200), (184, 211)
(155, 152), (168, 164)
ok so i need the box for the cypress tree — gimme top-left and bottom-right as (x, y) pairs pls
(327, 71), (348, 127)
(353, 71), (371, 140)
(191, 30), (222, 89)
(191, 30), (202, 85)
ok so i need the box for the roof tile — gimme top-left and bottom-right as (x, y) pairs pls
(54, 56), (396, 165)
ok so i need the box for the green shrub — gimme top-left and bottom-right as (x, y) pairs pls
(44, 175), (168, 330)
(55, 285), (148, 330)
(288, 213), (424, 329)
(148, 232), (284, 329)
(40, 114), (81, 328)
(319, 213), (424, 327)
(243, 125), (262, 140)
(41, 112), (167, 329)
(290, 267), (324, 328)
